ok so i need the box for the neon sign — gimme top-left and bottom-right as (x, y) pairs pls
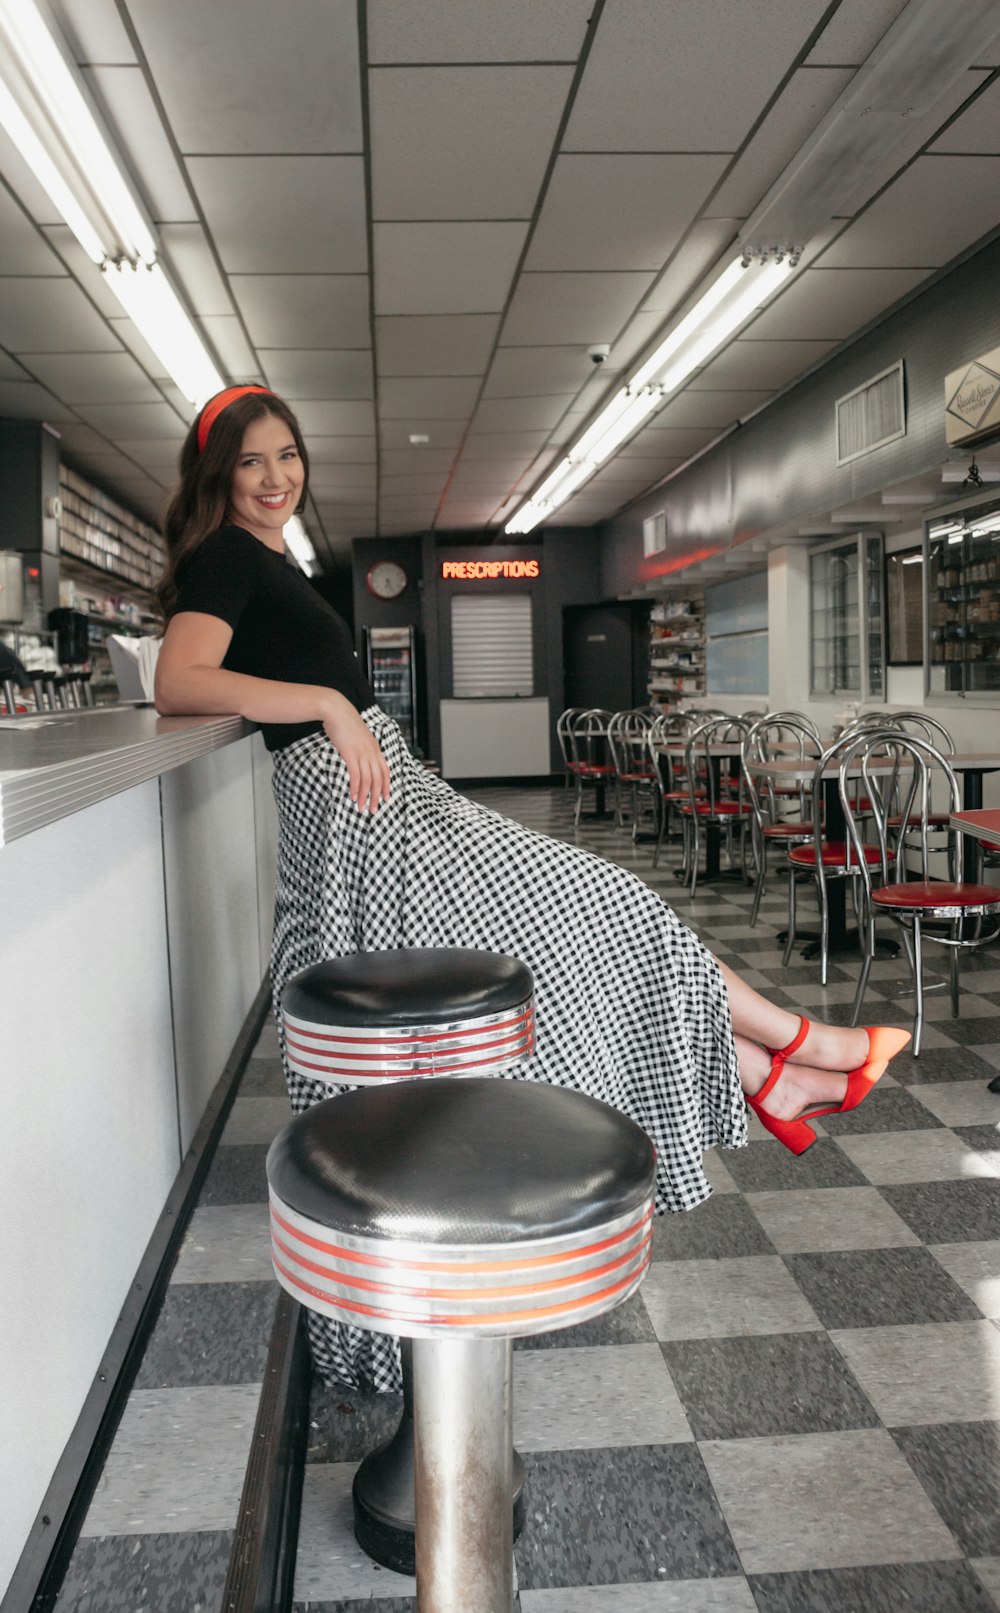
(441, 559), (539, 580)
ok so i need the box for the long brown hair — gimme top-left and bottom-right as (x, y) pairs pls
(156, 390), (310, 620)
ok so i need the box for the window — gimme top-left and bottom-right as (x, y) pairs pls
(451, 594), (534, 697)
(886, 547), (924, 665)
(810, 532), (885, 699)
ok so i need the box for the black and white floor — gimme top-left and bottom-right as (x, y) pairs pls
(54, 785), (1000, 1613)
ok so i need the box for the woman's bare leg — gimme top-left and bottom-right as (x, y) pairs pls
(715, 957), (870, 1073)
(734, 1033), (848, 1116)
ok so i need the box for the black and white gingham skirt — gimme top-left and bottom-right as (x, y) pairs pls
(270, 707), (746, 1392)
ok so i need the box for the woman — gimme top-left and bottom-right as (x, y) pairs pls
(155, 386), (909, 1392)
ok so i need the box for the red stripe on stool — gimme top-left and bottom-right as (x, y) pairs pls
(284, 1005), (534, 1047)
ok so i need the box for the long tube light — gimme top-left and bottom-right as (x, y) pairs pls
(505, 256), (793, 534)
(0, 0), (224, 406)
(284, 516), (317, 576)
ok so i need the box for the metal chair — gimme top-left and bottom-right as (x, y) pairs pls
(607, 708), (656, 839)
(840, 732), (1000, 1055)
(567, 708), (616, 825)
(556, 706), (584, 789)
(677, 716), (753, 897)
(742, 715), (822, 926)
(647, 711), (704, 871)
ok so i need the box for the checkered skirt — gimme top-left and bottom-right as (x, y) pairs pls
(270, 707), (746, 1392)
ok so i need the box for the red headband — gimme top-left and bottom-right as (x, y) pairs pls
(197, 385), (274, 452)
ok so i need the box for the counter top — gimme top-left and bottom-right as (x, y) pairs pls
(0, 705), (253, 847)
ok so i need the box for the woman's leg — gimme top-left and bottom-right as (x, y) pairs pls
(715, 957), (870, 1073)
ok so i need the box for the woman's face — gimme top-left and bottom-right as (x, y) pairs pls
(226, 412), (305, 549)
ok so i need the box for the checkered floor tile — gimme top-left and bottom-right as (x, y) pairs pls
(53, 786), (1000, 1613)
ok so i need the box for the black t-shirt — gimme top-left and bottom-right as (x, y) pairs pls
(173, 525), (374, 751)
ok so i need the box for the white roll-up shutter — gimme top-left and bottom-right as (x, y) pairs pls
(451, 594), (534, 698)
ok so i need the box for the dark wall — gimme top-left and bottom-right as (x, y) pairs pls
(0, 419), (62, 621)
(351, 528), (601, 770)
(598, 233), (1000, 600)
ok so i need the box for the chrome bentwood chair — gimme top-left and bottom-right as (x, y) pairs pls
(742, 715), (822, 927)
(607, 709), (657, 839)
(839, 731), (1000, 1056)
(567, 708), (615, 825)
(678, 716), (753, 897)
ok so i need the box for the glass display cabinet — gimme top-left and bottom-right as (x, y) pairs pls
(810, 532), (885, 701)
(927, 501), (1000, 697)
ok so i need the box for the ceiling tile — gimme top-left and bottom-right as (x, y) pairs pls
(564, 0), (833, 151)
(158, 224), (235, 317)
(689, 338), (837, 391)
(378, 377), (481, 418)
(0, 381), (76, 421)
(379, 419), (467, 449)
(380, 473), (449, 495)
(261, 351), (374, 401)
(374, 222), (527, 314)
(309, 465), (376, 491)
(0, 281), (122, 353)
(188, 157), (368, 273)
(306, 437), (377, 464)
(462, 432), (550, 457)
(0, 125), (61, 227)
(367, 0), (593, 63)
(527, 155), (728, 272)
(291, 401), (376, 436)
(127, 0), (362, 153)
(76, 401), (188, 438)
(706, 68), (854, 218)
(84, 66), (197, 223)
(48, 0), (136, 62)
(0, 188), (66, 276)
(931, 78), (1000, 152)
(0, 351), (29, 381)
(805, 0), (910, 65)
(501, 272), (655, 346)
(603, 312), (674, 379)
(19, 352), (164, 405)
(41, 227), (127, 318)
(116, 439), (186, 468)
(819, 155), (1000, 269)
(381, 448), (456, 474)
(655, 389), (771, 428)
(231, 276), (370, 349)
(198, 316), (258, 378)
(377, 315), (499, 376)
(746, 266), (928, 339)
(473, 395), (572, 433)
(617, 425), (726, 459)
(371, 67), (572, 219)
(483, 347), (594, 398)
(55, 422), (120, 453)
(105, 316), (171, 381)
(641, 222), (742, 316)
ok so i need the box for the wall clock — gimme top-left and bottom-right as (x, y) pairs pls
(366, 560), (408, 600)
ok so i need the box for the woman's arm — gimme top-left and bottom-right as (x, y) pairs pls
(155, 611), (390, 813)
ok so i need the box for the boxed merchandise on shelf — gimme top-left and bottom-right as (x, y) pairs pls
(647, 593), (704, 705)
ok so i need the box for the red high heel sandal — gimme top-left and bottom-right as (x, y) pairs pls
(745, 1019), (911, 1156)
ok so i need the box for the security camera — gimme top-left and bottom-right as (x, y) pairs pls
(587, 344), (611, 365)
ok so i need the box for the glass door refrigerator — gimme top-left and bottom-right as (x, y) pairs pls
(365, 625), (419, 749)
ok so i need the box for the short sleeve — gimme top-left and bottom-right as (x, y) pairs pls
(173, 529), (260, 629)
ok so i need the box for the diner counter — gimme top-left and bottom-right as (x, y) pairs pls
(0, 704), (252, 846)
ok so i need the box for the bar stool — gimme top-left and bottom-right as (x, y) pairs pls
(267, 1076), (656, 1613)
(280, 947), (536, 1572)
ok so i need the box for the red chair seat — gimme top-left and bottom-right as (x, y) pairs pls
(888, 813), (951, 828)
(620, 769), (655, 782)
(662, 789), (708, 801)
(872, 881), (1000, 910)
(680, 801), (752, 817)
(762, 822), (814, 838)
(579, 763), (615, 776)
(789, 841), (885, 868)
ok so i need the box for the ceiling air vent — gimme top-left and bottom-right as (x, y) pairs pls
(643, 511), (667, 556)
(836, 361), (905, 465)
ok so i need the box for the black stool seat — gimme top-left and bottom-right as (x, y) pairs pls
(282, 948), (535, 1087)
(267, 1078), (655, 1338)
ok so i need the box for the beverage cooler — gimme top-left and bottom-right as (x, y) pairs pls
(364, 625), (419, 749)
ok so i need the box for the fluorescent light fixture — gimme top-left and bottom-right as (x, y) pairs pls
(947, 534), (964, 545)
(0, 0), (225, 406)
(901, 555), (924, 565)
(928, 520), (964, 538)
(284, 516), (317, 576)
(504, 256), (793, 535)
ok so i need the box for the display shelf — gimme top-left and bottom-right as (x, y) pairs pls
(927, 509), (1000, 694)
(647, 595), (704, 708)
(58, 465), (166, 593)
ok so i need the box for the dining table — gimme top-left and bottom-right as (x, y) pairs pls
(948, 806), (1000, 1095)
(659, 740), (748, 880)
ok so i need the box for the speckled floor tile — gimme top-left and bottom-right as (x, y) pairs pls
(930, 1016), (1000, 1045)
(513, 1290), (656, 1351)
(651, 1194), (775, 1261)
(515, 1444), (740, 1588)
(134, 1281), (277, 1388)
(519, 1578), (757, 1609)
(53, 1528), (234, 1613)
(893, 1421), (1000, 1555)
(972, 1556), (1000, 1607)
(784, 1246), (982, 1329)
(880, 1179), (1000, 1243)
(252, 1020), (281, 1058)
(293, 1463), (416, 1602)
(905, 1081), (1000, 1126)
(305, 1380), (403, 1465)
(700, 1148), (738, 1194)
(661, 1331), (878, 1440)
(80, 1385), (261, 1536)
(818, 1084), (944, 1134)
(641, 1256), (821, 1341)
(199, 1142), (270, 1205)
(745, 1187), (919, 1254)
(238, 1055), (287, 1096)
(699, 1428), (961, 1574)
(171, 1203), (273, 1283)
(954, 1123), (1000, 1166)
(513, 1344), (690, 1449)
(891, 1047), (999, 1084)
(834, 1127), (1000, 1184)
(293, 1600), (416, 1612)
(919, 994), (1000, 1022)
(830, 1320), (1000, 1425)
(220, 1094), (293, 1145)
(722, 1138), (868, 1193)
(928, 1241), (1000, 1318)
(747, 1560), (996, 1612)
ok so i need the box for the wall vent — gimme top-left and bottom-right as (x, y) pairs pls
(643, 510), (667, 556)
(836, 361), (905, 465)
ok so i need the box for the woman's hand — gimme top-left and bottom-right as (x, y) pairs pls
(321, 694), (392, 814)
